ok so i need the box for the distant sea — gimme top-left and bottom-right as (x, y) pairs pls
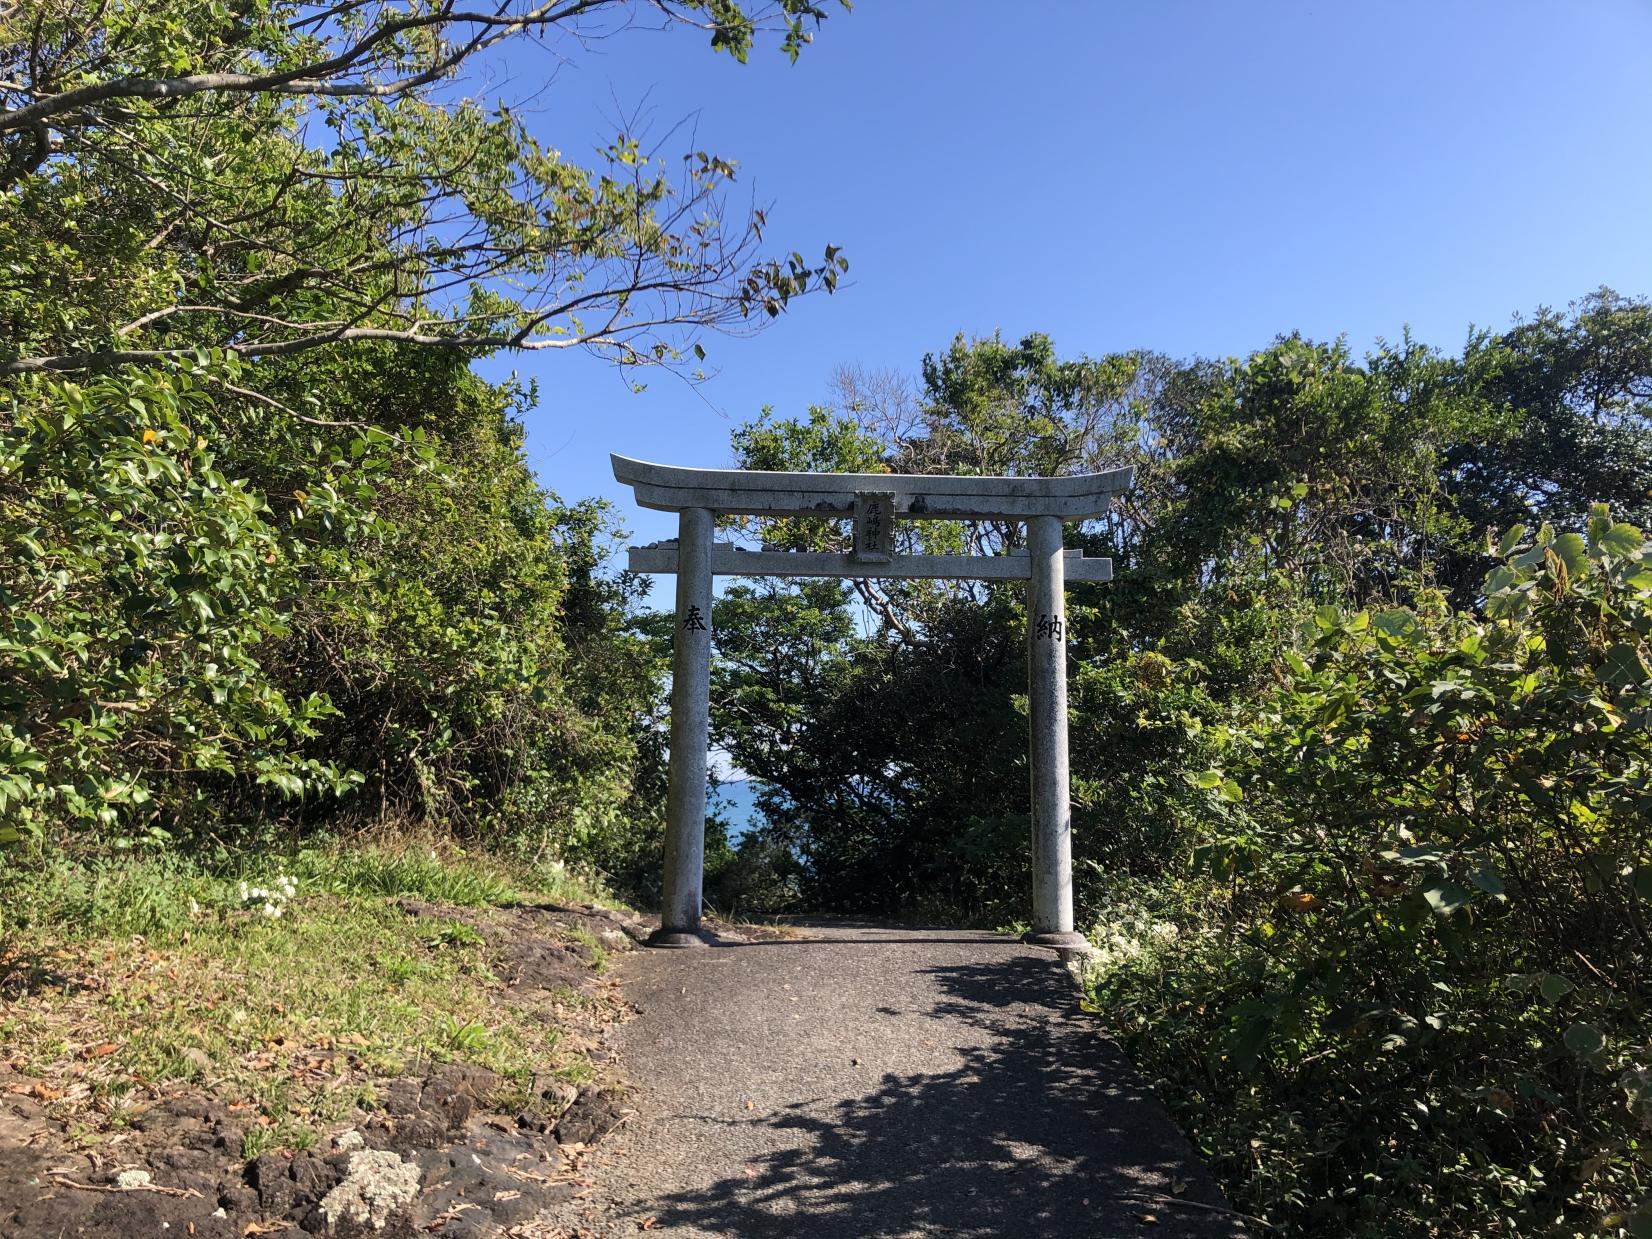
(710, 778), (764, 842)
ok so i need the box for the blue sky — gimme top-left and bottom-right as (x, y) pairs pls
(478, 1), (1652, 564)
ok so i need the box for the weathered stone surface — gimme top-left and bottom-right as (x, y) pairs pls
(250, 1149), (300, 1215)
(409, 1126), (565, 1233)
(611, 453), (1133, 520)
(318, 1149), (422, 1233)
(628, 542), (1115, 581)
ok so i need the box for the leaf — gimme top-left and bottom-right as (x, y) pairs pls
(1632, 865), (1652, 902)
(1599, 521), (1646, 557)
(1537, 974), (1574, 1004)
(1562, 1022), (1606, 1060)
(1372, 609), (1418, 645)
(1588, 505), (1611, 549)
(1496, 524), (1526, 557)
(1511, 545), (1549, 568)
(1598, 643), (1650, 689)
(1226, 1011), (1274, 1074)
(1389, 845), (1448, 866)
(1468, 865), (1505, 897)
(1550, 532), (1588, 576)
(1422, 879), (1472, 916)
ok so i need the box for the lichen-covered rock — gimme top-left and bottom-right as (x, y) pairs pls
(318, 1150), (421, 1233)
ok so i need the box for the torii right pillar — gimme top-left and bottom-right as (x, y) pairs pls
(1024, 514), (1087, 950)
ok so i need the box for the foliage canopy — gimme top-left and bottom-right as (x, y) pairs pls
(1, 0), (850, 873)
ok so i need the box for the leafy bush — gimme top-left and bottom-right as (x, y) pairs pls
(0, 356), (365, 846)
(1087, 513), (1652, 1237)
(0, 346), (666, 884)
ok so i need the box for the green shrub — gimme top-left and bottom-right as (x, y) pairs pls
(0, 357), (365, 848)
(0, 852), (219, 939)
(0, 349), (667, 885)
(1087, 513), (1652, 1237)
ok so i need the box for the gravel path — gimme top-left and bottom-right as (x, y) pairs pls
(548, 923), (1248, 1238)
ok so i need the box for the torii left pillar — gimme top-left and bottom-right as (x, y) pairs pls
(650, 505), (714, 947)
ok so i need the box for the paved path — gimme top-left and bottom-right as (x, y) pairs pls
(552, 923), (1247, 1238)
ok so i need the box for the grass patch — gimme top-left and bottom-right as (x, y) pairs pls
(0, 835), (608, 942)
(562, 924), (609, 974)
(289, 846), (517, 907)
(0, 841), (621, 1152)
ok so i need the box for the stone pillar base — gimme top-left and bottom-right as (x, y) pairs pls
(1021, 930), (1091, 952)
(646, 929), (711, 949)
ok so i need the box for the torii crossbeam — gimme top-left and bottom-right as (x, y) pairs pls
(612, 454), (1134, 950)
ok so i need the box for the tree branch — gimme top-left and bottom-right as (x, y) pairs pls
(0, 2), (606, 135)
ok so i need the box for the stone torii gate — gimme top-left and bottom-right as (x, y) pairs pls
(612, 454), (1133, 950)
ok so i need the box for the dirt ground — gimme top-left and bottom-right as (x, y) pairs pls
(0, 900), (649, 1238)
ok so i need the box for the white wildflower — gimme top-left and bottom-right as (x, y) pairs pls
(240, 874), (296, 921)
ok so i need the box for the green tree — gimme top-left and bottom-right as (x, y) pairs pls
(0, 355), (368, 844)
(0, 0), (848, 377)
(2, 0), (850, 869)
(1441, 289), (1652, 598)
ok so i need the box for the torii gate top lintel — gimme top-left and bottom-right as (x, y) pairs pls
(613, 453), (1133, 954)
(611, 453), (1134, 521)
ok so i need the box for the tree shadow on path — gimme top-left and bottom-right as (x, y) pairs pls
(644, 952), (1248, 1238)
